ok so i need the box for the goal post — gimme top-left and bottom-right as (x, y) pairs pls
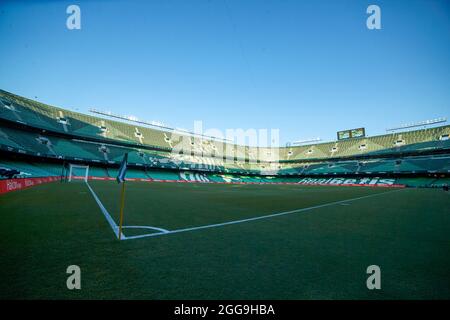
(67, 164), (90, 182)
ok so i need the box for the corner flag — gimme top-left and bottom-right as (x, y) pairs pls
(116, 153), (128, 183)
(117, 153), (128, 240)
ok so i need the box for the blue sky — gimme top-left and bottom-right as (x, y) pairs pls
(0, 0), (449, 146)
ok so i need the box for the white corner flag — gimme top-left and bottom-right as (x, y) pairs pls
(117, 153), (128, 240)
(116, 153), (128, 184)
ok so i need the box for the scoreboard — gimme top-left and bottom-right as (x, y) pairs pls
(337, 127), (365, 140)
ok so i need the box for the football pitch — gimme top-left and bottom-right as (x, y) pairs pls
(1, 181), (450, 299)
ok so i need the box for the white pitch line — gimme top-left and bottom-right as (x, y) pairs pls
(86, 182), (126, 240)
(122, 225), (170, 233)
(123, 188), (406, 241)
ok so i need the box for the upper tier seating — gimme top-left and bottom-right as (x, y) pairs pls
(1, 89), (449, 163)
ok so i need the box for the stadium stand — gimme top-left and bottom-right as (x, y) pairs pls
(0, 89), (449, 187)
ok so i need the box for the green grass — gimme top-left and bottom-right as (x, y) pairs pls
(1, 181), (449, 299)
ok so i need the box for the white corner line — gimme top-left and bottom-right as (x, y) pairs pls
(122, 225), (170, 233)
(86, 182), (127, 240)
(123, 188), (406, 241)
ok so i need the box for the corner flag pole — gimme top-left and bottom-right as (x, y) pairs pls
(118, 180), (126, 240)
(116, 153), (128, 240)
